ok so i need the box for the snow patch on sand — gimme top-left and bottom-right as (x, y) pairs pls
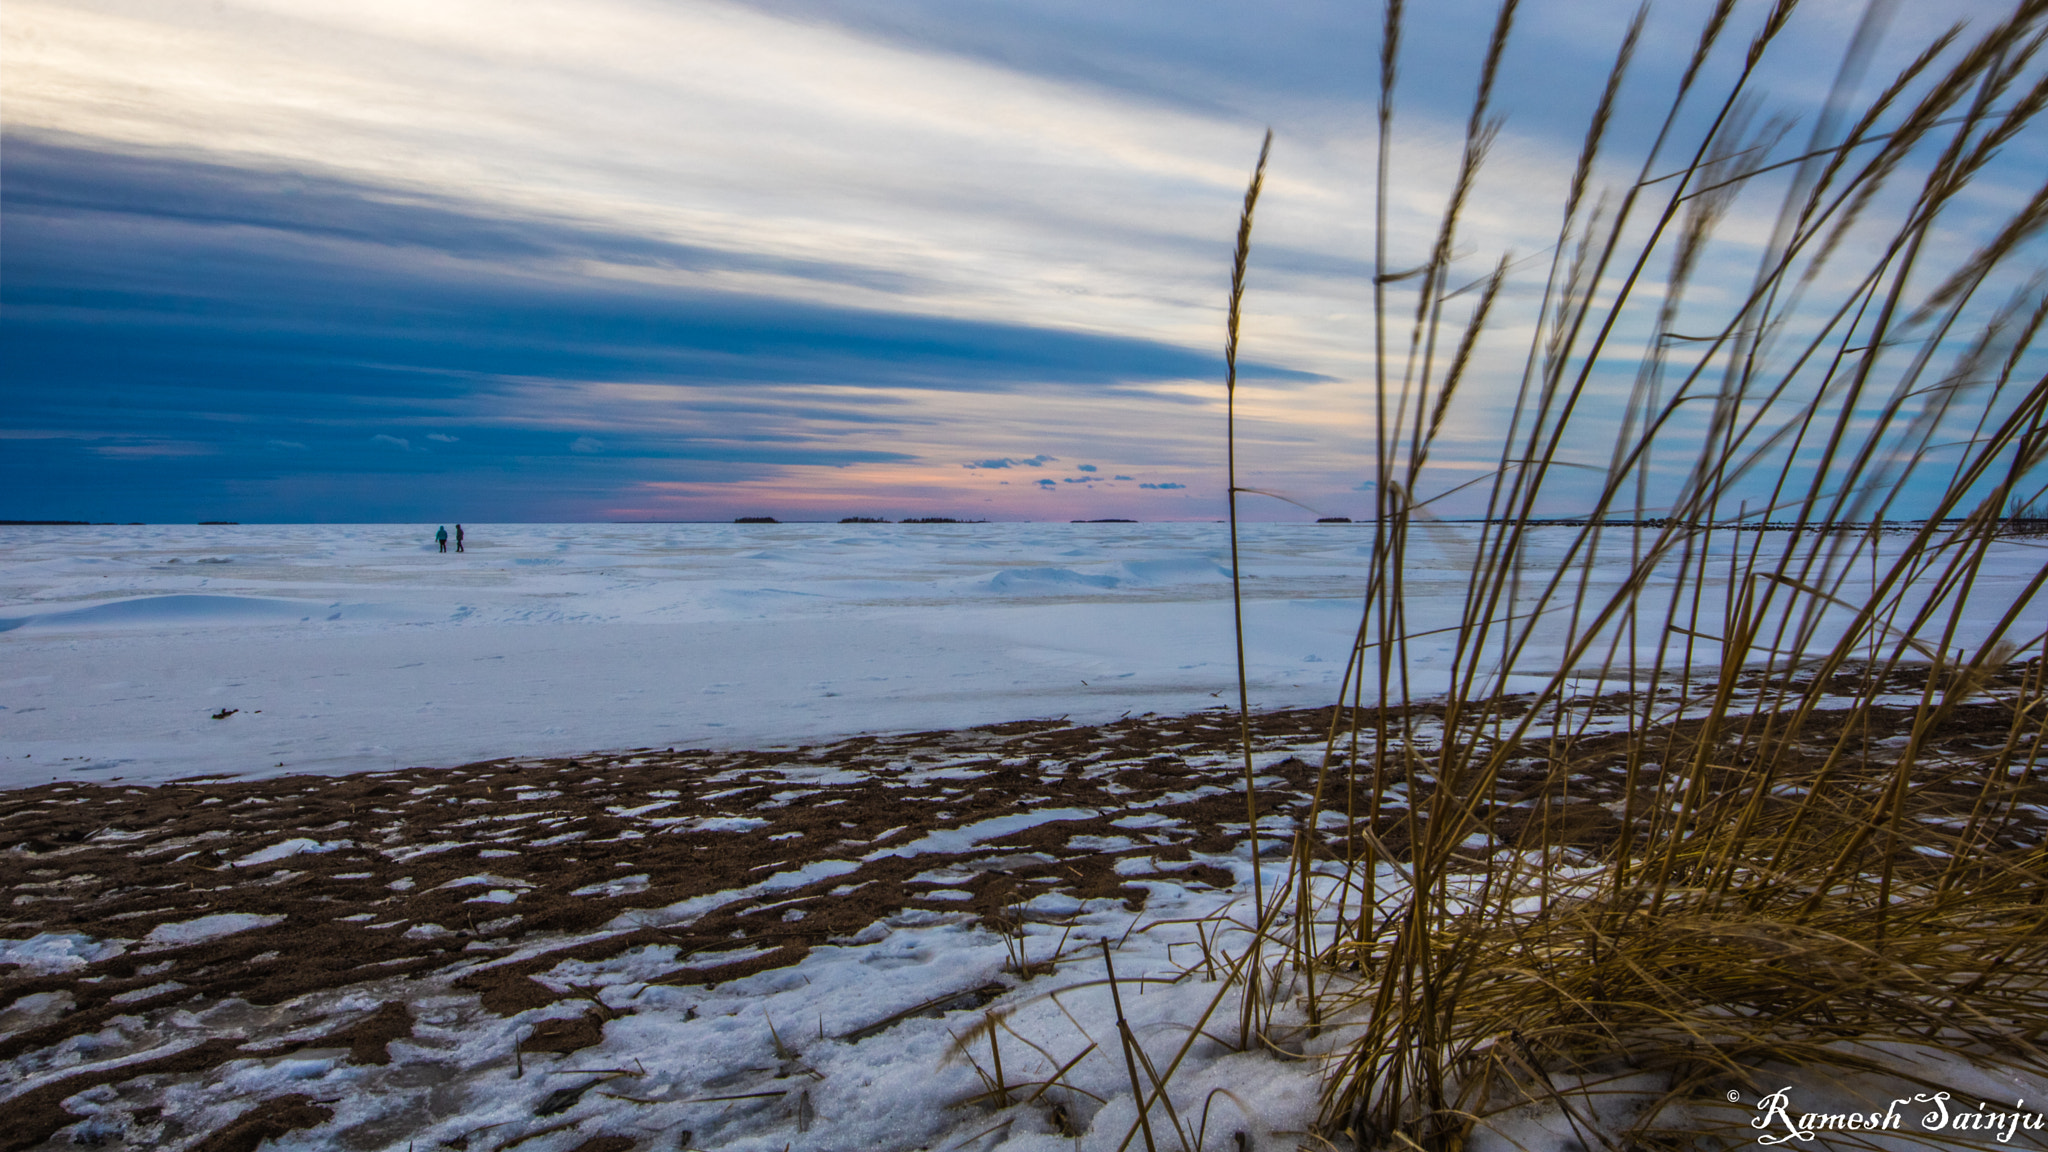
(141, 913), (285, 948)
(232, 837), (351, 867)
(0, 932), (128, 975)
(612, 858), (861, 930)
(865, 807), (1099, 859)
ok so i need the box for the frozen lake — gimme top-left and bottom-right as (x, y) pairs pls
(0, 522), (1371, 787)
(3, 521), (2041, 787)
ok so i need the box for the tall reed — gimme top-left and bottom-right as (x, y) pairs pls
(1215, 1), (2048, 1146)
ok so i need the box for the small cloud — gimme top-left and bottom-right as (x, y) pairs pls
(92, 440), (212, 458)
(964, 454), (1057, 470)
(1035, 478), (1057, 489)
(1061, 475), (1099, 483)
(426, 433), (460, 443)
(371, 434), (412, 451)
(1076, 464), (1097, 473)
(570, 436), (604, 454)
(1354, 480), (1377, 491)
(266, 439), (307, 451)
(1140, 482), (1186, 490)
(1113, 475), (1133, 481)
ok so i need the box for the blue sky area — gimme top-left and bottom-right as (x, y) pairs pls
(5, 0), (2043, 521)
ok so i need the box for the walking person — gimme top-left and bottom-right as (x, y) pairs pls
(455, 524), (465, 553)
(436, 525), (448, 553)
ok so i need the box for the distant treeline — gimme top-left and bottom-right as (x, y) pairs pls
(736, 516), (989, 524)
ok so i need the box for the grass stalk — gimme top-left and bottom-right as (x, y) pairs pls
(1103, 940), (1161, 1152)
(1227, 129), (1274, 1051)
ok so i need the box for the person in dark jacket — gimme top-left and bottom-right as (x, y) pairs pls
(436, 525), (448, 553)
(455, 524), (465, 552)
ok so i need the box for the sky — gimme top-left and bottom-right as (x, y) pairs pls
(4, 0), (2044, 523)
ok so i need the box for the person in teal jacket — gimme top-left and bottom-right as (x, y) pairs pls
(436, 525), (448, 553)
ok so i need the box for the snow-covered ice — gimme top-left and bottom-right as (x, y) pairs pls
(3, 521), (2041, 788)
(0, 522), (1369, 786)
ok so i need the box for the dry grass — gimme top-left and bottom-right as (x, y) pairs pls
(1203, 1), (2048, 1148)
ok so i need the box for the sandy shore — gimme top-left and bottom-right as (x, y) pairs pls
(1, 691), (2034, 1150)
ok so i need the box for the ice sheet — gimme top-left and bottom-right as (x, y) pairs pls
(3, 522), (2041, 788)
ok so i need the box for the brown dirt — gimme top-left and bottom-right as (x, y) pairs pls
(522, 1011), (606, 1056)
(188, 1095), (334, 1152)
(314, 1001), (415, 1066)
